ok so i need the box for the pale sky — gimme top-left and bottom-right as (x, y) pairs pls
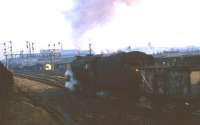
(0, 0), (200, 54)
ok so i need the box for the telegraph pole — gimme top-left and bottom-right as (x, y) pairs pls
(32, 42), (34, 54)
(52, 43), (56, 71)
(9, 41), (13, 59)
(8, 41), (13, 68)
(58, 42), (63, 50)
(29, 42), (31, 55)
(48, 43), (56, 71)
(26, 41), (29, 65)
(26, 41), (29, 55)
(48, 43), (51, 65)
(26, 41), (32, 56)
(3, 42), (8, 68)
(26, 41), (31, 65)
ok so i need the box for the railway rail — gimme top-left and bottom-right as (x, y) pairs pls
(14, 72), (78, 125)
(14, 71), (65, 88)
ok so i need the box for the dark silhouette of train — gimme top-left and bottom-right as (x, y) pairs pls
(67, 52), (200, 111)
(67, 51), (154, 98)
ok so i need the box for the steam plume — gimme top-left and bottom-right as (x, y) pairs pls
(66, 0), (136, 47)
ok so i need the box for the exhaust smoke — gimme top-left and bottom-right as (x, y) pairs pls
(66, 0), (136, 47)
(64, 64), (78, 91)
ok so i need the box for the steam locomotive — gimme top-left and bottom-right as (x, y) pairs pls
(65, 52), (200, 111)
(65, 51), (154, 98)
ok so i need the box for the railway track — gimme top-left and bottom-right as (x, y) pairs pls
(14, 71), (200, 125)
(14, 71), (156, 125)
(14, 72), (79, 125)
(14, 71), (65, 88)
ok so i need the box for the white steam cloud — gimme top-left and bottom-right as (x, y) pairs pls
(66, 0), (136, 47)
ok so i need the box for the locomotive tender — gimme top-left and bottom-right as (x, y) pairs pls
(139, 65), (200, 108)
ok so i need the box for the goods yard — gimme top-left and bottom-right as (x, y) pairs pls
(2, 51), (200, 125)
